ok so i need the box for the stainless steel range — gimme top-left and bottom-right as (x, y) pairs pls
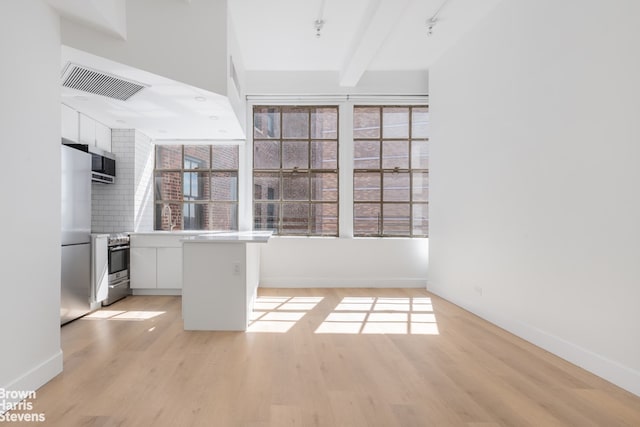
(104, 232), (130, 306)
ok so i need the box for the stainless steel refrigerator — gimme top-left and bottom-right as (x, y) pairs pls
(61, 144), (92, 325)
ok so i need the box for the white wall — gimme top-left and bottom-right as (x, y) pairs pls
(428, 0), (640, 396)
(0, 0), (63, 407)
(245, 70), (428, 95)
(227, 11), (247, 135)
(261, 237), (427, 288)
(60, 0), (227, 95)
(134, 130), (154, 232)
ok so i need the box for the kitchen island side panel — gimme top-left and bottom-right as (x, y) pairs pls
(182, 242), (248, 331)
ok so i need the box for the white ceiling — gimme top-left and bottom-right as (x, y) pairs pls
(56, 0), (503, 143)
(61, 46), (245, 142)
(229, 0), (503, 81)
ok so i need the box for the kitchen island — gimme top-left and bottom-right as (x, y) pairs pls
(181, 231), (272, 331)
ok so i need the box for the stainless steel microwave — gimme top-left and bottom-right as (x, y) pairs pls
(62, 140), (116, 184)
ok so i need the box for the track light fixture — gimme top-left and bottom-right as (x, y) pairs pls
(426, 18), (437, 36)
(314, 19), (325, 38)
(426, 0), (451, 37)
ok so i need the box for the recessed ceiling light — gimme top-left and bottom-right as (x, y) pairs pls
(194, 96), (206, 102)
(115, 119), (126, 124)
(74, 95), (89, 101)
(217, 129), (227, 134)
(158, 129), (167, 134)
(209, 115), (219, 120)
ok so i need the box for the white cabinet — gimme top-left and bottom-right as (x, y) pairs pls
(79, 113), (95, 146)
(130, 234), (190, 292)
(79, 113), (112, 151)
(91, 234), (109, 303)
(95, 121), (112, 152)
(61, 104), (79, 142)
(131, 247), (157, 289)
(157, 248), (182, 289)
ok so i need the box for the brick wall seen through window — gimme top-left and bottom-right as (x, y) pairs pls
(154, 145), (239, 231)
(353, 106), (429, 237)
(253, 106), (339, 236)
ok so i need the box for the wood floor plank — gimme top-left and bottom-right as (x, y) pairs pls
(6, 289), (640, 427)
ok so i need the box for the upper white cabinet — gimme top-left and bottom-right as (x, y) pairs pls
(79, 113), (112, 152)
(61, 104), (79, 142)
(95, 121), (112, 152)
(79, 113), (95, 146)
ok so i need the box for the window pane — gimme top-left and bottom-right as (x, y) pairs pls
(184, 145), (210, 169)
(354, 203), (380, 236)
(254, 107), (280, 139)
(383, 203), (410, 236)
(183, 203), (209, 230)
(311, 140), (337, 169)
(383, 172), (410, 201)
(155, 202), (182, 231)
(411, 140), (429, 169)
(155, 172), (182, 200)
(311, 172), (338, 202)
(412, 107), (429, 138)
(156, 146), (182, 169)
(254, 140), (280, 169)
(412, 204), (428, 236)
(212, 145), (239, 169)
(354, 140), (380, 169)
(254, 202), (279, 231)
(354, 172), (380, 201)
(282, 172), (309, 200)
(311, 203), (338, 235)
(354, 107), (380, 138)
(412, 172), (429, 202)
(254, 173), (280, 201)
(282, 107), (309, 139)
(210, 203), (238, 230)
(311, 107), (338, 139)
(282, 203), (309, 234)
(382, 107), (409, 138)
(382, 140), (409, 169)
(183, 171), (210, 201)
(282, 140), (309, 169)
(211, 172), (238, 201)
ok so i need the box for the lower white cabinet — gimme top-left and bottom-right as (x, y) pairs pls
(157, 248), (182, 289)
(130, 234), (187, 291)
(131, 247), (157, 289)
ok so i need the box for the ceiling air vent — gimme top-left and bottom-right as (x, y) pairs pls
(61, 63), (147, 101)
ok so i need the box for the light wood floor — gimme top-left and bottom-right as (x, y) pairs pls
(10, 288), (640, 426)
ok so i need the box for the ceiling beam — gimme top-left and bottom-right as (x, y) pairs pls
(339, 0), (411, 87)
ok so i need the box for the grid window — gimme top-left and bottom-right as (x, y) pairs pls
(154, 145), (239, 231)
(253, 106), (339, 236)
(353, 106), (429, 237)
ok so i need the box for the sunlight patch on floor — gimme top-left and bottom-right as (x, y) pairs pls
(83, 310), (165, 321)
(315, 297), (439, 335)
(247, 296), (324, 333)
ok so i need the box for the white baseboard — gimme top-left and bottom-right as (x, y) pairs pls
(259, 277), (427, 288)
(428, 287), (640, 397)
(1, 350), (63, 414)
(131, 289), (182, 296)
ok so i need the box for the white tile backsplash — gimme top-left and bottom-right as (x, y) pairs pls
(91, 129), (154, 233)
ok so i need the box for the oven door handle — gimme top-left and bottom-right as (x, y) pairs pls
(109, 279), (130, 289)
(109, 245), (130, 252)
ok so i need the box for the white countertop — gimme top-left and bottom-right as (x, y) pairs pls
(130, 230), (206, 236)
(182, 230), (273, 243)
